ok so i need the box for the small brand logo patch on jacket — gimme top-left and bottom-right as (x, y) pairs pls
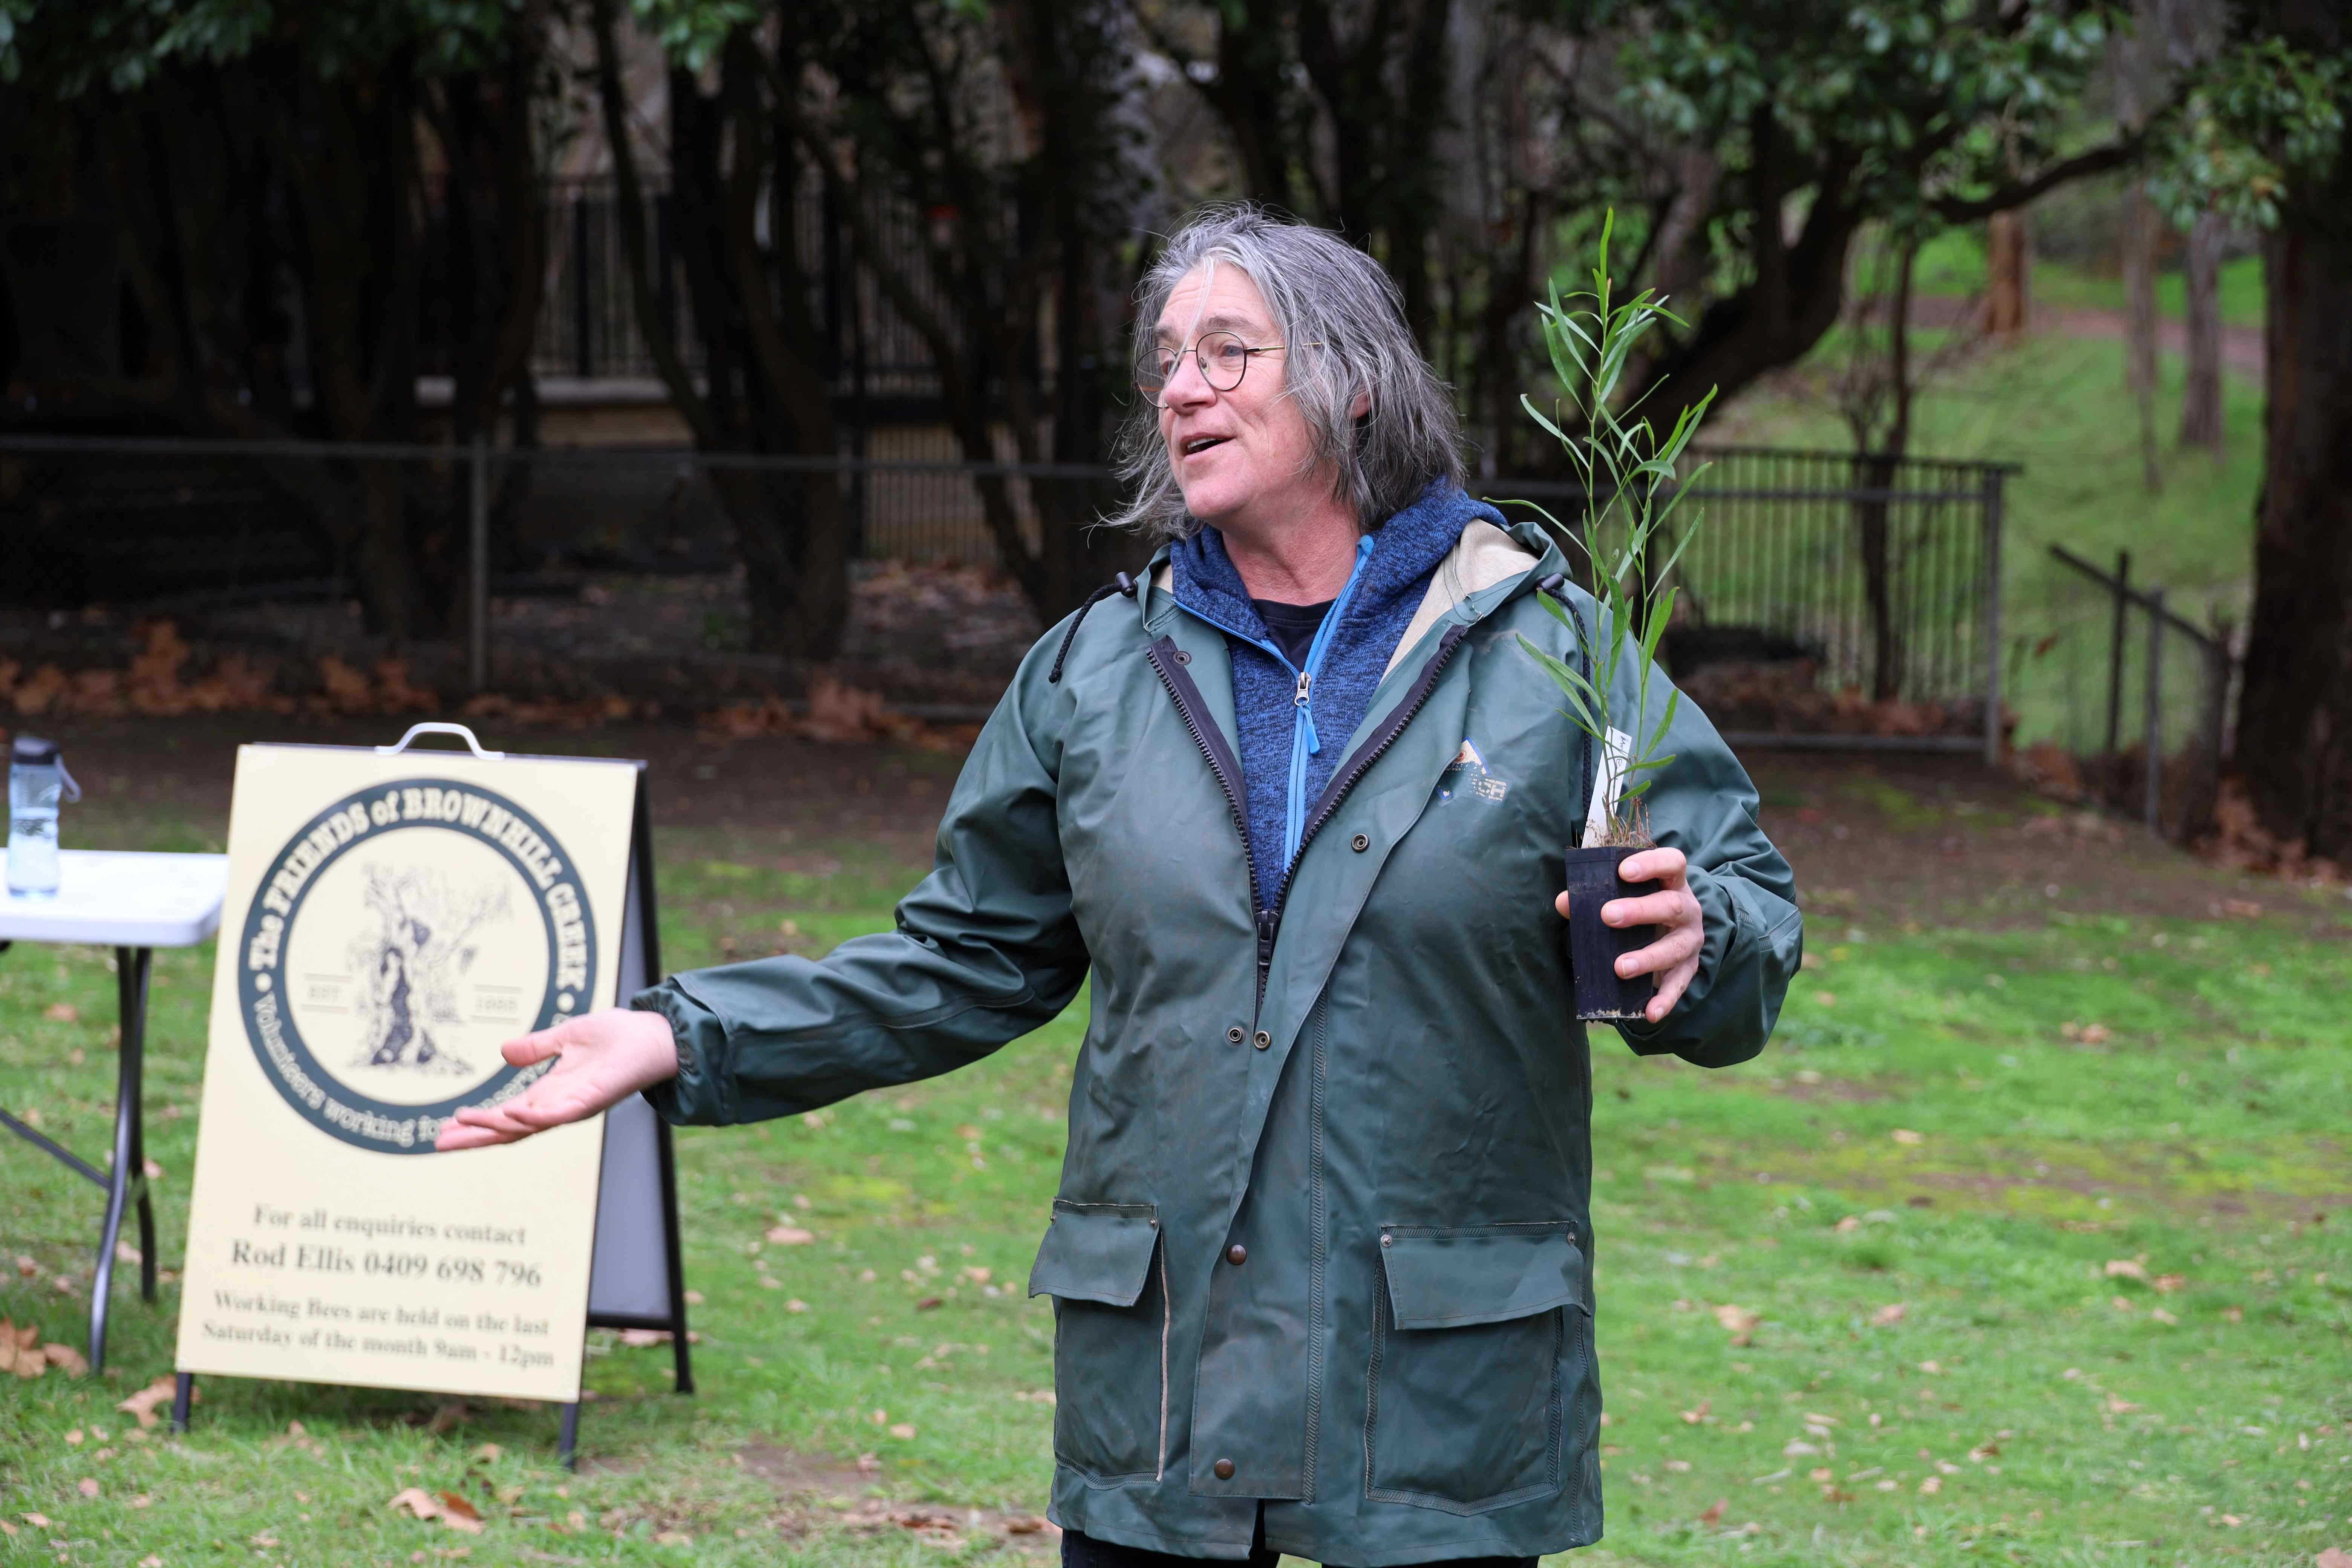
(1439, 739), (1509, 804)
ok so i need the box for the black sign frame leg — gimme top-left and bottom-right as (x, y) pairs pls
(566, 769), (694, 1468)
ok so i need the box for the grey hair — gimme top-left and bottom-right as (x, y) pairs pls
(1105, 202), (1463, 541)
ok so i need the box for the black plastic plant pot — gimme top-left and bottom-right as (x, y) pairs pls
(1562, 844), (1657, 1022)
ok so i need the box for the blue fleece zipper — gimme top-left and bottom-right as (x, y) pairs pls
(1176, 534), (1377, 883)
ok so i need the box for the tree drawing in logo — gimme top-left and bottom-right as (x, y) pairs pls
(347, 865), (511, 1076)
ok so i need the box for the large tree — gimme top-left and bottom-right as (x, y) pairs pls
(1581, 0), (2145, 430)
(0, 1), (552, 639)
(2218, 6), (2352, 857)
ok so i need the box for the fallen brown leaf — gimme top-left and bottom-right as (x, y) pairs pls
(914, 1296), (944, 1312)
(435, 1492), (485, 1534)
(764, 1225), (815, 1245)
(1698, 1498), (1727, 1527)
(390, 1488), (441, 1522)
(1679, 1399), (1711, 1424)
(888, 1423), (917, 1440)
(76, 1479), (98, 1499)
(2104, 1259), (2150, 1282)
(44, 1342), (89, 1376)
(21, 1512), (52, 1528)
(1870, 1302), (1907, 1327)
(1890, 1129), (1924, 1146)
(118, 1375), (177, 1429)
(43, 1004), (79, 1023)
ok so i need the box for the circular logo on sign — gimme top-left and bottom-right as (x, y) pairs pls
(237, 778), (597, 1154)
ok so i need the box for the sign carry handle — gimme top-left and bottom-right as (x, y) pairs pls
(375, 722), (506, 760)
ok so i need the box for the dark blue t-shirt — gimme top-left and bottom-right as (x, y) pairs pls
(1251, 598), (1333, 669)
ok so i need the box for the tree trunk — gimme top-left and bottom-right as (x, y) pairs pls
(1982, 209), (2030, 339)
(593, 2), (851, 662)
(2231, 222), (2352, 861)
(1854, 242), (1916, 703)
(2178, 209), (2225, 450)
(2121, 183), (2163, 493)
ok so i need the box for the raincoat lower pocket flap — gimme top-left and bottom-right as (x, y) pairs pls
(1028, 1200), (1159, 1307)
(1381, 1223), (1585, 1330)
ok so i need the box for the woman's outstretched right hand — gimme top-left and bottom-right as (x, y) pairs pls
(435, 1007), (681, 1152)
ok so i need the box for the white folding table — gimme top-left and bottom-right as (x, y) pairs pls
(0, 850), (228, 1371)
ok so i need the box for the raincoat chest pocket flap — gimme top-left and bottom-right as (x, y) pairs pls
(1029, 1201), (1159, 1306)
(1381, 1222), (1585, 1329)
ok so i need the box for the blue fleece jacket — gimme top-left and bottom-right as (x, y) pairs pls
(1170, 478), (1507, 911)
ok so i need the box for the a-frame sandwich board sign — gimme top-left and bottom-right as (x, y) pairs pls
(169, 724), (691, 1464)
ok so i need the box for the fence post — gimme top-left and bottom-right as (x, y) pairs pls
(2143, 586), (2165, 834)
(469, 437), (489, 693)
(1981, 467), (2006, 767)
(571, 194), (593, 381)
(2104, 550), (2130, 772)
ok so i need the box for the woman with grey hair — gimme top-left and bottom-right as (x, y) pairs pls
(443, 203), (1801, 1566)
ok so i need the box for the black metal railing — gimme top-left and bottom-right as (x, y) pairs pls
(0, 436), (2010, 745)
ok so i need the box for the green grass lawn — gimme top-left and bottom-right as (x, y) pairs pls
(3, 803), (2348, 1566)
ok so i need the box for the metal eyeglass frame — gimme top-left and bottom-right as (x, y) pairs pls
(1135, 331), (1320, 408)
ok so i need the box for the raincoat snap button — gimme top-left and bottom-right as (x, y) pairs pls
(1226, 1026), (1245, 1044)
(1351, 833), (1370, 852)
(1226, 1244), (1247, 1265)
(1252, 1030), (1271, 1050)
(1173, 649), (1193, 665)
(1380, 1233), (1392, 1246)
(1213, 1458), (1235, 1480)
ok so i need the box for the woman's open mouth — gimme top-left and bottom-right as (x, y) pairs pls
(1181, 435), (1230, 458)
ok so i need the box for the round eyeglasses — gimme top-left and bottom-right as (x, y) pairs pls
(1134, 331), (1305, 408)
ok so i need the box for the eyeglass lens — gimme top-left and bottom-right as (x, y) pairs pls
(1137, 331), (1253, 406)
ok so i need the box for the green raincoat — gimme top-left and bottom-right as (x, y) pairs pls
(637, 516), (1802, 1564)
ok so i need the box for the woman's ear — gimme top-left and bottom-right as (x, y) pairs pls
(1349, 387), (1372, 421)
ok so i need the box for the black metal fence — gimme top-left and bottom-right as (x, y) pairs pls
(0, 436), (2009, 739)
(2006, 544), (2239, 838)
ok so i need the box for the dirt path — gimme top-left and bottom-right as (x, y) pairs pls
(1914, 295), (2264, 377)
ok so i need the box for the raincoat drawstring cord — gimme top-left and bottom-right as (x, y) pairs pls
(1048, 572), (1137, 684)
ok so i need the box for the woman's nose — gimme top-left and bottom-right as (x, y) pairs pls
(1162, 349), (1216, 409)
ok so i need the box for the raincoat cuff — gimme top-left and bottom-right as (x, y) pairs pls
(1615, 863), (1736, 1049)
(631, 978), (734, 1126)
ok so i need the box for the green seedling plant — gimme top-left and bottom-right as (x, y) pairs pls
(1513, 216), (1718, 847)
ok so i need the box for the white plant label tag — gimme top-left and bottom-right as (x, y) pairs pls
(1584, 726), (1634, 844)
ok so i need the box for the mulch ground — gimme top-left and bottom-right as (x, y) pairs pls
(48, 713), (2345, 940)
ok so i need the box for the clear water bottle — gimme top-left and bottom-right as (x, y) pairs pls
(8, 735), (82, 899)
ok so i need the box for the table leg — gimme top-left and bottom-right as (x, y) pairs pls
(88, 946), (153, 1373)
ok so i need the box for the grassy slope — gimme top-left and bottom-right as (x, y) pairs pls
(3, 788), (2347, 1567)
(1707, 321), (2264, 749)
(1913, 229), (2266, 330)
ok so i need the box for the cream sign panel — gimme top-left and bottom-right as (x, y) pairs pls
(176, 745), (640, 1403)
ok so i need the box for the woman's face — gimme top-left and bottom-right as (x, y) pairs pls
(1153, 263), (1322, 530)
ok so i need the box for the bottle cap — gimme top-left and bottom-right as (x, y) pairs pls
(11, 735), (60, 767)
